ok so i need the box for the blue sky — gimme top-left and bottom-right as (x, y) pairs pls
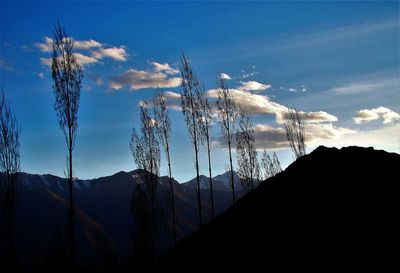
(1, 1), (399, 182)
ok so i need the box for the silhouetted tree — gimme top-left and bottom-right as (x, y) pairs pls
(197, 82), (215, 219)
(130, 103), (161, 263)
(236, 106), (260, 192)
(180, 53), (203, 226)
(130, 174), (153, 270)
(51, 22), (83, 268)
(284, 107), (306, 159)
(261, 150), (282, 180)
(217, 76), (238, 204)
(0, 88), (20, 269)
(153, 91), (177, 244)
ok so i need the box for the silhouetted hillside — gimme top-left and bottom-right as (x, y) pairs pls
(161, 146), (400, 272)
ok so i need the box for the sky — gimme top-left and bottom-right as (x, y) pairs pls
(0, 1), (399, 182)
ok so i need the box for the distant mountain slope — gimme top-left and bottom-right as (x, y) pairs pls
(182, 171), (243, 192)
(0, 169), (238, 263)
(162, 146), (400, 272)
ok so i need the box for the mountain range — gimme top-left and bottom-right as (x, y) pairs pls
(1, 168), (243, 264)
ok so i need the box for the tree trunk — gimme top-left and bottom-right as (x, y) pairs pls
(166, 145), (177, 244)
(228, 138), (236, 205)
(194, 143), (202, 227)
(207, 138), (215, 220)
(68, 145), (75, 270)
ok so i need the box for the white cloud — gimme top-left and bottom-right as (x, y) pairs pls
(109, 63), (181, 91)
(207, 88), (337, 125)
(214, 122), (355, 150)
(74, 53), (99, 66)
(74, 39), (102, 50)
(36, 36), (128, 66)
(35, 37), (53, 52)
(163, 91), (182, 110)
(294, 111), (338, 124)
(253, 123), (354, 149)
(91, 46), (127, 61)
(208, 88), (283, 116)
(219, 73), (231, 80)
(280, 85), (307, 93)
(237, 81), (271, 91)
(40, 57), (52, 67)
(316, 123), (400, 153)
(40, 53), (98, 67)
(35, 36), (102, 52)
(353, 107), (400, 124)
(151, 62), (179, 75)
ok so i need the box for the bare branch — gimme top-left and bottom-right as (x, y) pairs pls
(284, 107), (306, 159)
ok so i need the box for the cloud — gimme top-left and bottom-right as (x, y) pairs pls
(74, 39), (102, 50)
(91, 46), (127, 61)
(35, 37), (53, 52)
(237, 81), (271, 91)
(289, 111), (338, 124)
(35, 36), (102, 52)
(37, 72), (44, 79)
(240, 71), (258, 79)
(207, 88), (337, 124)
(0, 59), (14, 71)
(163, 91), (182, 110)
(317, 123), (400, 153)
(280, 85), (307, 93)
(36, 36), (127, 67)
(158, 88), (336, 131)
(331, 78), (399, 95)
(20, 45), (34, 52)
(74, 53), (99, 65)
(109, 63), (181, 91)
(353, 107), (400, 124)
(40, 57), (52, 67)
(219, 73), (231, 80)
(151, 62), (179, 75)
(40, 52), (98, 67)
(213, 122), (355, 150)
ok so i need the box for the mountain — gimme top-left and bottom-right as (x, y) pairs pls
(182, 171), (243, 192)
(0, 169), (238, 265)
(161, 146), (400, 272)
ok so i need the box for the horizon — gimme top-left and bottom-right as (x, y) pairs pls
(1, 1), (399, 182)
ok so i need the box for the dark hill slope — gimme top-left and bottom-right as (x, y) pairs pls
(162, 146), (400, 272)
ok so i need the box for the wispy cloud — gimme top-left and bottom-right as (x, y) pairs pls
(40, 52), (99, 67)
(109, 62), (181, 91)
(280, 85), (307, 93)
(151, 62), (179, 75)
(91, 46), (127, 62)
(353, 106), (400, 124)
(35, 36), (103, 52)
(237, 81), (271, 92)
(36, 36), (128, 67)
(330, 78), (399, 95)
(0, 59), (14, 71)
(197, 18), (398, 65)
(219, 72), (231, 80)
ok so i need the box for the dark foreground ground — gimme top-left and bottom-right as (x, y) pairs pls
(160, 146), (399, 272)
